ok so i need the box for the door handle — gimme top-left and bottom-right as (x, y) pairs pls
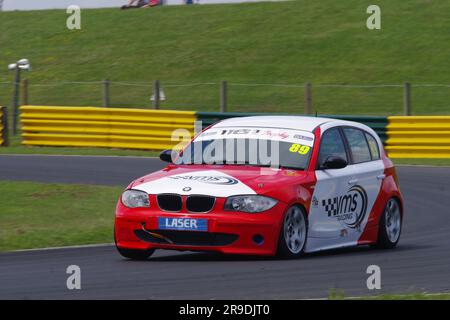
(377, 174), (386, 180)
(348, 179), (358, 185)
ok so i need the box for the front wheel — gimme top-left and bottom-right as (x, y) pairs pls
(374, 198), (402, 249)
(116, 247), (155, 260)
(277, 205), (308, 258)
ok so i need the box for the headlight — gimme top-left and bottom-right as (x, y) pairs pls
(121, 190), (150, 208)
(224, 195), (278, 213)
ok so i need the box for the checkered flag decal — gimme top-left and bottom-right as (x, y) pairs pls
(322, 198), (338, 217)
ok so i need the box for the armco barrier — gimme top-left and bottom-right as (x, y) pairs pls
(385, 116), (450, 158)
(197, 112), (388, 143)
(0, 107), (8, 146)
(20, 106), (391, 152)
(0, 106), (8, 147)
(20, 106), (196, 150)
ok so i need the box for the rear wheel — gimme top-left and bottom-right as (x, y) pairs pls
(375, 198), (402, 249)
(277, 205), (308, 258)
(116, 247), (155, 260)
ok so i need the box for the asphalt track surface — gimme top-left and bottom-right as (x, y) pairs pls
(0, 155), (449, 299)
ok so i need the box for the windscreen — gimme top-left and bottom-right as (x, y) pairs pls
(177, 127), (315, 170)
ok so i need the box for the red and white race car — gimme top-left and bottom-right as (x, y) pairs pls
(114, 116), (403, 259)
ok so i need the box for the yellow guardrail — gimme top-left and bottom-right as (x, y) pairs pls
(20, 106), (196, 150)
(0, 106), (8, 147)
(386, 116), (450, 158)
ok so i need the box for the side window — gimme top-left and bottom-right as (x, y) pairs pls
(318, 128), (348, 166)
(365, 133), (380, 160)
(343, 128), (371, 163)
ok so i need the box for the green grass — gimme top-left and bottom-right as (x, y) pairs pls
(0, 142), (160, 157)
(1, 1), (450, 115)
(363, 293), (450, 300)
(0, 145), (159, 157)
(0, 130), (160, 156)
(393, 158), (450, 166)
(0, 181), (123, 251)
(329, 290), (450, 300)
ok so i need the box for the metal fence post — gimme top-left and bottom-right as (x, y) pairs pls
(11, 67), (21, 136)
(403, 82), (411, 116)
(102, 79), (110, 108)
(1, 106), (9, 146)
(304, 82), (312, 115)
(220, 80), (227, 113)
(22, 79), (29, 106)
(153, 80), (160, 110)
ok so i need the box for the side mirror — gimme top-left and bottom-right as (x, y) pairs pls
(320, 156), (347, 170)
(159, 149), (176, 163)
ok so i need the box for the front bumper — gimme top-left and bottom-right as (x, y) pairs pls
(114, 198), (287, 256)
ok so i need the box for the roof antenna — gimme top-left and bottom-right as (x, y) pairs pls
(315, 110), (318, 117)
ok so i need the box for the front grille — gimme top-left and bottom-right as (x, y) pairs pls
(186, 195), (215, 213)
(157, 194), (182, 212)
(134, 229), (238, 246)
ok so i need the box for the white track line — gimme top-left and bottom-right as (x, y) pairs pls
(397, 164), (450, 168)
(9, 243), (115, 253)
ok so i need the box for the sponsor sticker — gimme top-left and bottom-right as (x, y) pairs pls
(169, 175), (238, 185)
(158, 217), (208, 232)
(321, 185), (368, 229)
(195, 127), (315, 146)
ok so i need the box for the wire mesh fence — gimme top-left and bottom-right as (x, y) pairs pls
(410, 84), (450, 115)
(313, 84), (404, 116)
(0, 80), (449, 115)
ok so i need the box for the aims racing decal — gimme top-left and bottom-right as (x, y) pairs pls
(321, 185), (368, 229)
(132, 170), (256, 197)
(169, 175), (238, 185)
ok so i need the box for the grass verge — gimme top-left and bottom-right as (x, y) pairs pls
(329, 289), (450, 300)
(392, 158), (450, 167)
(0, 134), (160, 157)
(0, 181), (123, 252)
(0, 144), (160, 157)
(362, 293), (450, 300)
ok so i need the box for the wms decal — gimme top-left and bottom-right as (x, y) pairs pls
(321, 185), (368, 229)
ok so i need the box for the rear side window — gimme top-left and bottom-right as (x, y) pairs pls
(365, 133), (380, 160)
(318, 128), (348, 166)
(343, 128), (371, 163)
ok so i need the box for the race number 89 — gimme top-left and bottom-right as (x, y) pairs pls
(289, 144), (310, 155)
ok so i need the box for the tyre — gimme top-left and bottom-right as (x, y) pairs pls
(116, 246), (155, 260)
(374, 198), (402, 249)
(277, 205), (308, 258)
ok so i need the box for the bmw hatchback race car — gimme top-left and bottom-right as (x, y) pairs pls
(114, 116), (403, 259)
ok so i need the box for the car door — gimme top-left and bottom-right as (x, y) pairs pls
(306, 127), (355, 252)
(340, 127), (385, 241)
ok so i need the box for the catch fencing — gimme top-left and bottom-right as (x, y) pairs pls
(2, 80), (450, 116)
